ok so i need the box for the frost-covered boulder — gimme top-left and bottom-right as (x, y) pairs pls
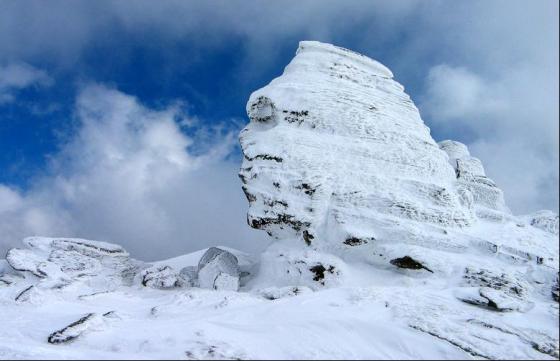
(197, 247), (240, 291)
(4, 237), (141, 291)
(439, 140), (509, 215)
(523, 210), (559, 235)
(455, 267), (531, 312)
(179, 266), (199, 287)
(140, 265), (181, 289)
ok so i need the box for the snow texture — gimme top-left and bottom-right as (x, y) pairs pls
(0, 41), (558, 360)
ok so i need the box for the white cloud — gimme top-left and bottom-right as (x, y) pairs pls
(0, 62), (52, 104)
(419, 31), (559, 214)
(0, 85), (267, 260)
(422, 65), (507, 124)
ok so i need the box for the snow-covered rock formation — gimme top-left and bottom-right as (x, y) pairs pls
(438, 139), (510, 217)
(0, 41), (558, 360)
(239, 40), (559, 358)
(240, 41), (473, 255)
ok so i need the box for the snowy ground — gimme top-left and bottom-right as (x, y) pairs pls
(1, 240), (558, 360)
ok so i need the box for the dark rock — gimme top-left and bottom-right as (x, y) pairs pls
(14, 285), (35, 302)
(309, 264), (337, 284)
(552, 274), (559, 302)
(48, 313), (97, 344)
(343, 237), (369, 246)
(390, 256), (433, 273)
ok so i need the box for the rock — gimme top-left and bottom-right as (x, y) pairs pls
(141, 265), (181, 289)
(390, 256), (433, 273)
(6, 248), (52, 278)
(239, 41), (473, 257)
(553, 274), (559, 302)
(179, 266), (199, 287)
(237, 40), (559, 358)
(47, 312), (111, 344)
(250, 245), (345, 290)
(457, 267), (531, 312)
(14, 285), (38, 303)
(197, 248), (240, 291)
(439, 140), (509, 214)
(524, 210), (559, 235)
(4, 237), (141, 291)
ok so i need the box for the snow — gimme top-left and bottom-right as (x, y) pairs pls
(1, 40), (558, 359)
(1, 235), (557, 359)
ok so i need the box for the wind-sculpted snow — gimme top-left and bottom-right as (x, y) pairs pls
(0, 41), (558, 359)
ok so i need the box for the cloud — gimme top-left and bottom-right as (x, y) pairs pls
(0, 84), (267, 260)
(0, 0), (557, 253)
(418, 1), (559, 213)
(0, 62), (52, 104)
(422, 65), (507, 125)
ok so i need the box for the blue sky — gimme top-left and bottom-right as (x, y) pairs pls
(0, 0), (558, 259)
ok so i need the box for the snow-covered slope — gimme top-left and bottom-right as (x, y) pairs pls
(1, 41), (558, 360)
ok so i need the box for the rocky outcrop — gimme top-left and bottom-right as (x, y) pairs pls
(4, 237), (141, 290)
(438, 140), (510, 216)
(240, 41), (472, 259)
(47, 311), (117, 344)
(524, 210), (559, 235)
(197, 247), (240, 291)
(238, 40), (559, 358)
(140, 265), (182, 289)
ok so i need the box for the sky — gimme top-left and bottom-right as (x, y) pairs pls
(0, 0), (558, 260)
